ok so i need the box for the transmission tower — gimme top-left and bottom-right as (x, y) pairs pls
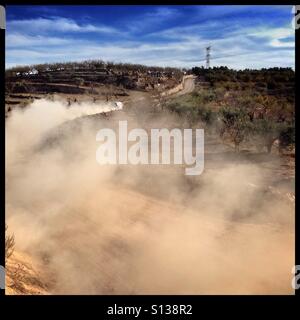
(206, 46), (211, 69)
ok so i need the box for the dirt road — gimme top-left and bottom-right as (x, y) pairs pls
(175, 76), (196, 96)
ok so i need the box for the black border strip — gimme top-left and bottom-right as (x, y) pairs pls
(0, 1), (298, 316)
(0, 4), (5, 296)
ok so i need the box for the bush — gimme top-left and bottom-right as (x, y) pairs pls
(267, 79), (276, 90)
(279, 123), (295, 148)
(167, 99), (215, 126)
(74, 77), (85, 86)
(256, 81), (267, 89)
(5, 225), (15, 259)
(197, 107), (216, 125)
(12, 81), (28, 93)
(191, 89), (216, 104)
(246, 119), (294, 153)
(251, 119), (280, 153)
(219, 107), (252, 150)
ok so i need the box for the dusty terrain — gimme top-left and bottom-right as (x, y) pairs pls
(5, 76), (295, 295)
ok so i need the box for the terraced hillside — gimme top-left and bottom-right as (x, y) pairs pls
(5, 61), (184, 114)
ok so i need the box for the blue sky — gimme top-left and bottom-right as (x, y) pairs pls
(6, 5), (295, 70)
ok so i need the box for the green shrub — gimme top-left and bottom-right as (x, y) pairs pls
(219, 107), (252, 150)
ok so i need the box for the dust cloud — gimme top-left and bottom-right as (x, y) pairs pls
(5, 98), (295, 294)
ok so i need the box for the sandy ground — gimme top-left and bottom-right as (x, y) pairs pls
(6, 183), (294, 295)
(6, 251), (49, 295)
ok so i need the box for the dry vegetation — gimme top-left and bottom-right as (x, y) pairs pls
(5, 225), (15, 259)
(166, 67), (295, 154)
(5, 60), (183, 94)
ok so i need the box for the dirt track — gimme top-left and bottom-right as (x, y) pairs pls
(175, 76), (196, 96)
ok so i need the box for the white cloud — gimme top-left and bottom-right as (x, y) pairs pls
(210, 49), (295, 69)
(247, 26), (295, 49)
(6, 33), (75, 47)
(249, 27), (294, 40)
(126, 7), (181, 33)
(270, 39), (295, 48)
(8, 17), (119, 34)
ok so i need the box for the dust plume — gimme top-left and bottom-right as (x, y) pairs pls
(5, 98), (295, 294)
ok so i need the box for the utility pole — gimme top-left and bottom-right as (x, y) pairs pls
(206, 46), (211, 69)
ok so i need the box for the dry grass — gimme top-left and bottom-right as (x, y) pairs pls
(5, 225), (48, 295)
(5, 225), (15, 259)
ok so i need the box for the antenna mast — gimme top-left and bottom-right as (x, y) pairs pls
(206, 46), (211, 68)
